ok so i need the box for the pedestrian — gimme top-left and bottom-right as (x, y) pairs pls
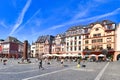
(3, 59), (7, 65)
(77, 59), (81, 68)
(61, 58), (64, 67)
(39, 59), (44, 70)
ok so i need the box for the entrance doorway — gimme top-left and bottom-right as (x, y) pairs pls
(117, 54), (120, 61)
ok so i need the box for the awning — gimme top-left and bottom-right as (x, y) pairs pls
(90, 54), (96, 56)
(98, 54), (105, 57)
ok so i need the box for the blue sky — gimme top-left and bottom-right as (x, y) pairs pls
(0, 0), (120, 44)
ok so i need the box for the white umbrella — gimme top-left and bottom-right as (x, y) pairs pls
(98, 54), (105, 57)
(61, 54), (68, 57)
(52, 54), (58, 56)
(90, 54), (96, 56)
(67, 53), (73, 57)
(43, 54), (52, 57)
(72, 54), (82, 57)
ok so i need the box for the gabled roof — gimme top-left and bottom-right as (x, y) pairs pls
(4, 36), (23, 44)
(66, 24), (91, 32)
(36, 35), (54, 43)
(56, 33), (66, 38)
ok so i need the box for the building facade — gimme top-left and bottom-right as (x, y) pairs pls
(115, 23), (120, 61)
(35, 35), (54, 57)
(30, 42), (36, 57)
(65, 26), (83, 55)
(82, 20), (116, 60)
(1, 36), (24, 58)
(34, 20), (120, 61)
(51, 34), (66, 54)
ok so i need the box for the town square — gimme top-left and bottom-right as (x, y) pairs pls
(0, 58), (120, 80)
(0, 0), (120, 80)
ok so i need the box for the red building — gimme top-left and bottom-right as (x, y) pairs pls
(1, 36), (23, 58)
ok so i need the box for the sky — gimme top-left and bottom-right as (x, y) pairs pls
(0, 0), (120, 44)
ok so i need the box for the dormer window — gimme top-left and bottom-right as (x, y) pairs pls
(90, 23), (94, 27)
(103, 21), (107, 25)
(95, 28), (99, 31)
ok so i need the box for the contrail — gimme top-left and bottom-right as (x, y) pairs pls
(49, 7), (120, 30)
(14, 9), (41, 34)
(0, 21), (8, 28)
(9, 0), (31, 35)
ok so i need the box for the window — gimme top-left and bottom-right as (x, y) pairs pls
(107, 44), (111, 50)
(75, 36), (77, 40)
(85, 46), (88, 50)
(97, 45), (102, 50)
(98, 33), (101, 37)
(67, 42), (69, 46)
(85, 35), (89, 38)
(93, 33), (101, 37)
(107, 24), (112, 29)
(84, 29), (88, 33)
(74, 46), (76, 51)
(70, 47), (72, 51)
(75, 41), (77, 45)
(92, 45), (96, 50)
(62, 48), (64, 51)
(92, 40), (96, 43)
(85, 40), (89, 44)
(67, 47), (69, 51)
(95, 28), (99, 31)
(107, 32), (111, 35)
(79, 41), (81, 44)
(79, 46), (81, 50)
(107, 37), (111, 42)
(79, 36), (81, 39)
(93, 34), (97, 37)
(97, 39), (103, 42)
(71, 42), (72, 45)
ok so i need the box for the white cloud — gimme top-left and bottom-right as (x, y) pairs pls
(0, 21), (8, 28)
(9, 0), (31, 35)
(72, 8), (120, 23)
(41, 7), (120, 31)
(22, 9), (41, 26)
(49, 24), (65, 30)
(14, 9), (41, 34)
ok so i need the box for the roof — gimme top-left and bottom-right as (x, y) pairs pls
(90, 20), (114, 25)
(4, 36), (23, 44)
(36, 35), (54, 43)
(66, 20), (115, 32)
(56, 33), (66, 38)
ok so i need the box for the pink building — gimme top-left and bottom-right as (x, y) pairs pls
(1, 36), (23, 58)
(51, 34), (66, 55)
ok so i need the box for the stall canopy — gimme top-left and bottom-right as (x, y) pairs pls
(90, 54), (96, 56)
(98, 54), (105, 57)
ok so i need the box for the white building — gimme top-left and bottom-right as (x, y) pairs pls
(51, 34), (66, 54)
(115, 23), (120, 60)
(31, 43), (36, 57)
(65, 26), (83, 55)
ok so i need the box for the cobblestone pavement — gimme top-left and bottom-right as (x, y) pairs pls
(0, 58), (119, 80)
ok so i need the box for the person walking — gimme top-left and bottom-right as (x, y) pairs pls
(61, 58), (64, 67)
(39, 59), (44, 70)
(3, 59), (7, 65)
